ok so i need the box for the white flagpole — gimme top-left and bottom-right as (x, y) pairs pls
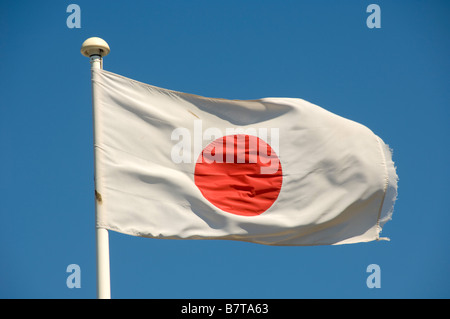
(81, 37), (111, 299)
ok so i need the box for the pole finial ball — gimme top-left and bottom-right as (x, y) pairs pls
(81, 37), (110, 57)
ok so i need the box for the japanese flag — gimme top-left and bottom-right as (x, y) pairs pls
(92, 69), (398, 246)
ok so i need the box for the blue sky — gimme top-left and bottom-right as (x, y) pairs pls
(0, 0), (449, 299)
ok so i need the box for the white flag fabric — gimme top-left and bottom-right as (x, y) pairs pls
(92, 69), (398, 246)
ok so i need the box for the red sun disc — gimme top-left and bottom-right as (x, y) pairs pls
(194, 134), (282, 216)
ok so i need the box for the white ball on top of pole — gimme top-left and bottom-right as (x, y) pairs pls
(81, 37), (110, 69)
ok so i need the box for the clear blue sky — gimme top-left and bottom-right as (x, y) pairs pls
(0, 0), (449, 299)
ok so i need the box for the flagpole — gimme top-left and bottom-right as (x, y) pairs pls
(81, 37), (111, 299)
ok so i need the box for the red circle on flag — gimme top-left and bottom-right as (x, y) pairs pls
(194, 134), (282, 216)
